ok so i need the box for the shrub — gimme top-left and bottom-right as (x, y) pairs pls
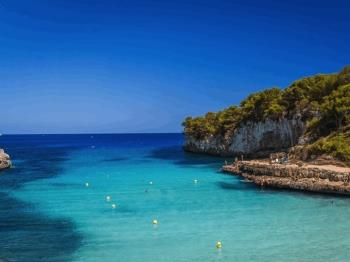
(183, 66), (350, 163)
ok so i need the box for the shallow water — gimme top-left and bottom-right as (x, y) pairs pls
(1, 134), (350, 261)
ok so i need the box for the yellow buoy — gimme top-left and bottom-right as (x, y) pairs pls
(106, 196), (111, 202)
(216, 241), (222, 249)
(111, 203), (117, 209)
(152, 219), (158, 225)
(85, 182), (89, 187)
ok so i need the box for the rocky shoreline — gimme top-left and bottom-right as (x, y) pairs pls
(222, 160), (350, 195)
(0, 149), (11, 170)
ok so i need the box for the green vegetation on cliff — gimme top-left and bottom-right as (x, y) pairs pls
(183, 67), (350, 163)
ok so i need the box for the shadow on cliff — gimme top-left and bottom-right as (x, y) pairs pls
(148, 146), (230, 170)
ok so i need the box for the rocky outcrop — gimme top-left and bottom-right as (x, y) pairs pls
(222, 161), (350, 195)
(184, 117), (305, 157)
(183, 135), (228, 156)
(0, 149), (11, 170)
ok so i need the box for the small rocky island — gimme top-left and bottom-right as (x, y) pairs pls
(183, 67), (350, 195)
(0, 149), (11, 170)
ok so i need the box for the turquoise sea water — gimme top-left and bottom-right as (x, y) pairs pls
(1, 134), (350, 261)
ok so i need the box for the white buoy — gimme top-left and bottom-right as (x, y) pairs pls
(194, 179), (198, 183)
(85, 182), (89, 187)
(149, 181), (153, 185)
(216, 241), (222, 249)
(111, 203), (117, 209)
(106, 196), (111, 202)
(152, 219), (158, 225)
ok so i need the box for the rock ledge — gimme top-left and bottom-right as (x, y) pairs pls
(222, 161), (350, 195)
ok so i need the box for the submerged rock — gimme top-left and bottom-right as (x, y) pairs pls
(0, 149), (11, 170)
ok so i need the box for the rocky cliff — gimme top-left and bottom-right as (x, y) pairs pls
(0, 149), (11, 170)
(183, 67), (350, 163)
(184, 117), (305, 157)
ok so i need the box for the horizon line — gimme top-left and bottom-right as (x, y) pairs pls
(0, 132), (184, 136)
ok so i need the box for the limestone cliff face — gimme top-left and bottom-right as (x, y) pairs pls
(184, 117), (305, 157)
(0, 149), (11, 170)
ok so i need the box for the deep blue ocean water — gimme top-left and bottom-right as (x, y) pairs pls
(1, 134), (350, 262)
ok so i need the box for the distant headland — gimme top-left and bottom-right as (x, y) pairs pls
(183, 66), (350, 194)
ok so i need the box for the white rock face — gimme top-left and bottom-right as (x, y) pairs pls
(184, 118), (305, 156)
(229, 118), (304, 155)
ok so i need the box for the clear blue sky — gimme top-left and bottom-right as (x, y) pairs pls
(1, 0), (349, 134)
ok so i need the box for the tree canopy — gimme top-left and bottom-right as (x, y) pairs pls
(183, 67), (350, 163)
